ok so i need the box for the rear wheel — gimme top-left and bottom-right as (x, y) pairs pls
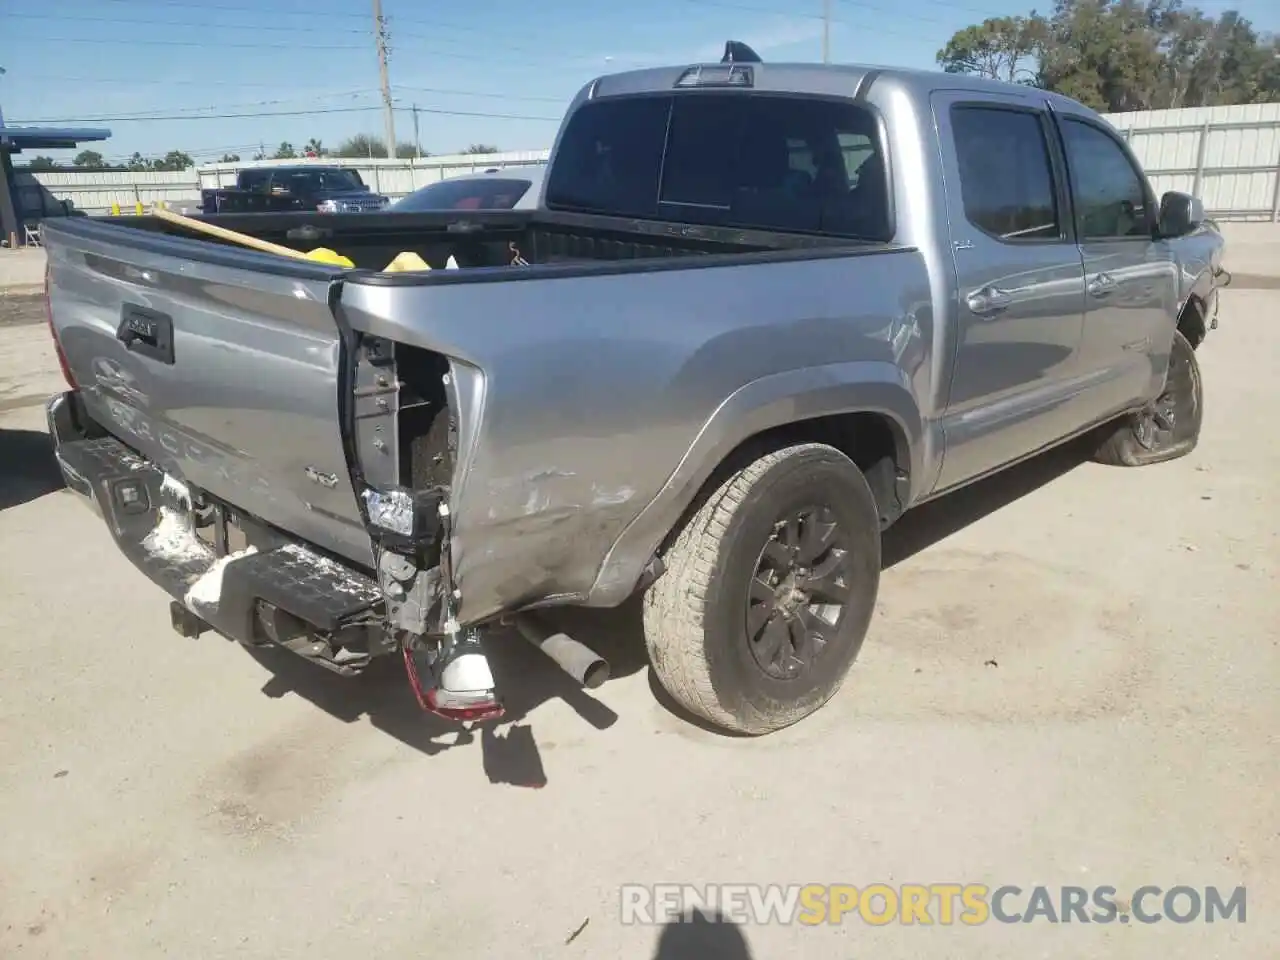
(1094, 330), (1203, 467)
(642, 443), (881, 735)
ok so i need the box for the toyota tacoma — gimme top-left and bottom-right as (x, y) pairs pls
(40, 44), (1225, 734)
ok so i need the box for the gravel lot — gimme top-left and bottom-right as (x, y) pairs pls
(0, 241), (1276, 959)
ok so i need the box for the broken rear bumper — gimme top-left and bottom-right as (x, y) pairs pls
(47, 391), (385, 668)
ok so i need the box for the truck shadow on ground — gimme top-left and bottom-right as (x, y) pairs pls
(244, 432), (1102, 769)
(0, 428), (65, 512)
(651, 910), (756, 959)
(879, 431), (1100, 569)
(245, 596), (652, 788)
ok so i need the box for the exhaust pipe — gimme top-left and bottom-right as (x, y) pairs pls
(512, 615), (610, 689)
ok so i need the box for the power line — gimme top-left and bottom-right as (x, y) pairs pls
(395, 84), (565, 104)
(674, 0), (844, 21)
(91, 0), (633, 37)
(669, 0), (952, 40)
(17, 35), (363, 51)
(17, 74), (350, 89)
(8, 11), (364, 35)
(394, 104), (561, 122)
(41, 90), (376, 123)
(90, 0), (481, 25)
(100, 142), (263, 161)
(12, 106), (379, 123)
(14, 103), (562, 124)
(97, 0), (375, 18)
(11, 32), (643, 71)
(17, 73), (573, 104)
(10, 11), (558, 59)
(23, 1), (951, 67)
(183, 143), (265, 156)
(833, 0), (953, 26)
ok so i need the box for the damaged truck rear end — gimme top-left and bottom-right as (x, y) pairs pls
(41, 48), (1223, 735)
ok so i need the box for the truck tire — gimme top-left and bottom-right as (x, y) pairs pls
(642, 443), (881, 735)
(1094, 330), (1203, 467)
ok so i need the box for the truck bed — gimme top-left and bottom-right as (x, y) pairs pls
(96, 207), (868, 276)
(41, 208), (918, 627)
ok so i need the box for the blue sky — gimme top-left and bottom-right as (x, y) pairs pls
(3, 0), (1278, 164)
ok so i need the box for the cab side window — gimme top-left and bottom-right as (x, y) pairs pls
(1059, 118), (1151, 240)
(951, 106), (1061, 242)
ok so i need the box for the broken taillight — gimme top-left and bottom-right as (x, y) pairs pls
(44, 264), (77, 389)
(402, 645), (505, 723)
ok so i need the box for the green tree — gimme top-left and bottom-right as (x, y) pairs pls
(463, 143), (501, 155)
(26, 156), (59, 170)
(125, 152), (149, 171)
(335, 134), (387, 158)
(1037, 0), (1165, 111)
(219, 153), (241, 163)
(161, 150), (194, 171)
(73, 149), (106, 167)
(304, 138), (327, 157)
(936, 16), (1046, 82)
(273, 141), (297, 159)
(938, 0), (1280, 112)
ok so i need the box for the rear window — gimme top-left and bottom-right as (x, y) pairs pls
(241, 168), (365, 193)
(544, 93), (890, 240)
(239, 170), (272, 191)
(281, 169), (365, 193)
(393, 177), (533, 212)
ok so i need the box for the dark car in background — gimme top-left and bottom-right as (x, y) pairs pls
(200, 165), (390, 214)
(390, 167), (545, 212)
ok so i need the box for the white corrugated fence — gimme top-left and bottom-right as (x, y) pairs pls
(1107, 102), (1280, 221)
(18, 102), (1280, 221)
(16, 150), (550, 218)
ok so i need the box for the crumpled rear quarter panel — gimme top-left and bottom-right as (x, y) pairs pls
(340, 249), (931, 624)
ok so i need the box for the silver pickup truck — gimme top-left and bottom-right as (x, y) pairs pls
(41, 44), (1225, 735)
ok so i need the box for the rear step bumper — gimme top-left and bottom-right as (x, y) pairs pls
(47, 391), (383, 671)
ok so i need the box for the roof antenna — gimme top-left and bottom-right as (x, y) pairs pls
(721, 41), (762, 64)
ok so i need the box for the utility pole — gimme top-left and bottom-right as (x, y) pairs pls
(822, 0), (831, 64)
(372, 0), (396, 158)
(412, 104), (421, 160)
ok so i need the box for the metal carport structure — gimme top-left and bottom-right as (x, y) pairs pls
(0, 118), (111, 246)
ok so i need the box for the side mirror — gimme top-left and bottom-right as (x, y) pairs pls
(1158, 191), (1204, 238)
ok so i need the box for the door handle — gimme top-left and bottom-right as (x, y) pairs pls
(1088, 273), (1117, 298)
(117, 303), (175, 365)
(966, 286), (1013, 316)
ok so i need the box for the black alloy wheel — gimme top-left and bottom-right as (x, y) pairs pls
(746, 505), (852, 681)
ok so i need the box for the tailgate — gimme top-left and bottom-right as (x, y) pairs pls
(42, 218), (373, 567)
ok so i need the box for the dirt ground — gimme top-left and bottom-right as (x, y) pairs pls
(0, 245), (1276, 959)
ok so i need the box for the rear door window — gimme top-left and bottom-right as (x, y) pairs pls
(394, 178), (533, 211)
(545, 93), (891, 240)
(951, 106), (1061, 241)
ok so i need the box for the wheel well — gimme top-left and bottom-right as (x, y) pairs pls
(662, 412), (910, 556)
(1179, 295), (1207, 350)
